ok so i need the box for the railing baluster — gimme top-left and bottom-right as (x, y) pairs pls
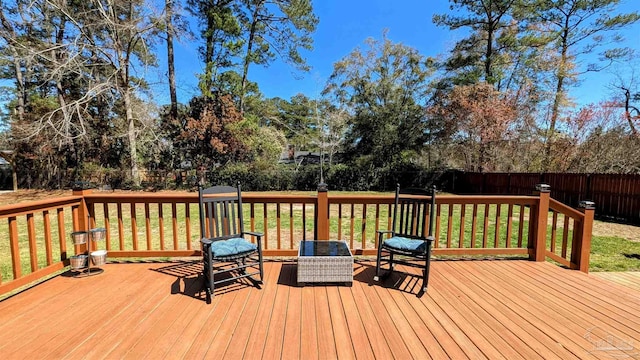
(562, 216), (570, 258)
(550, 211), (558, 253)
(338, 204), (343, 240)
(289, 203), (293, 248)
(185, 203), (192, 250)
(494, 204), (501, 248)
(250, 203), (256, 234)
(27, 213), (37, 272)
(145, 203), (152, 250)
(471, 204), (478, 248)
(43, 210), (53, 266)
(9, 216), (21, 280)
(276, 203), (281, 249)
(131, 203), (138, 251)
(57, 208), (67, 259)
(172, 203), (178, 250)
(459, 204), (466, 248)
(349, 203), (355, 248)
(374, 204), (380, 248)
(264, 203), (269, 247)
(117, 203), (124, 250)
(158, 203), (165, 250)
(482, 204), (490, 248)
(435, 204), (441, 248)
(103, 203), (111, 251)
(361, 204), (367, 249)
(517, 205), (525, 248)
(446, 204), (453, 248)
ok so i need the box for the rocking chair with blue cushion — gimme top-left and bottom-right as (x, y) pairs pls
(374, 185), (436, 292)
(199, 184), (263, 303)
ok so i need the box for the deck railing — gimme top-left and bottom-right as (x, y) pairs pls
(0, 196), (84, 295)
(0, 184), (594, 296)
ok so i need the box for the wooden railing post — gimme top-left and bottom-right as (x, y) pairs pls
(316, 182), (329, 240)
(572, 201), (595, 273)
(532, 184), (550, 262)
(73, 185), (93, 253)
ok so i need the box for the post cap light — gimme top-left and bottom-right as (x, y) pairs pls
(535, 184), (551, 193)
(317, 182), (328, 192)
(579, 200), (595, 210)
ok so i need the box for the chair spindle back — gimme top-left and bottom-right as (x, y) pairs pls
(198, 184), (245, 240)
(393, 185), (436, 240)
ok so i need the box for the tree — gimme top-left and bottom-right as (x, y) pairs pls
(237, 0), (318, 111)
(318, 101), (348, 166)
(64, 0), (160, 185)
(433, 0), (519, 87)
(323, 32), (435, 169)
(162, 94), (248, 175)
(0, 0), (27, 123)
(187, 0), (243, 96)
(609, 56), (640, 136)
(271, 94), (318, 151)
(565, 101), (640, 172)
(526, 0), (640, 169)
(428, 83), (518, 171)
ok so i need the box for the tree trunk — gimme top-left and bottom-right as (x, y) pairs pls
(239, 7), (260, 113)
(120, 62), (139, 185)
(166, 0), (178, 120)
(485, 20), (494, 85)
(544, 26), (570, 171)
(125, 88), (139, 185)
(12, 55), (25, 123)
(203, 14), (215, 95)
(623, 87), (639, 137)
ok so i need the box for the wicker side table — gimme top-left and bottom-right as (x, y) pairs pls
(297, 240), (353, 285)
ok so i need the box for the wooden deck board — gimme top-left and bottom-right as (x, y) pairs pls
(439, 261), (576, 359)
(1, 260), (640, 360)
(454, 261), (602, 359)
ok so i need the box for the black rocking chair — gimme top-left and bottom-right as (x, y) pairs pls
(199, 184), (264, 303)
(374, 185), (436, 292)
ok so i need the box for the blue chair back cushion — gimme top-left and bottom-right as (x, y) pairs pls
(211, 237), (257, 257)
(383, 236), (427, 253)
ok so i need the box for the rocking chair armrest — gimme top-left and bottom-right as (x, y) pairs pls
(201, 238), (213, 245)
(376, 230), (393, 235)
(242, 231), (264, 248)
(243, 231), (263, 238)
(425, 236), (435, 243)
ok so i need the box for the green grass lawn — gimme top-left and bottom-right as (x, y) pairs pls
(589, 235), (640, 271)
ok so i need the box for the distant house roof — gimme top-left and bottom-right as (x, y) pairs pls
(278, 150), (323, 164)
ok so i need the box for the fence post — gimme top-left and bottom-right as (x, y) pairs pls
(316, 182), (329, 240)
(532, 184), (550, 262)
(572, 201), (595, 273)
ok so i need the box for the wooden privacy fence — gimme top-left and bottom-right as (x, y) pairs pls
(451, 172), (640, 224)
(0, 185), (594, 296)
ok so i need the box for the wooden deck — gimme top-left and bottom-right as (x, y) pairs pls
(592, 271), (640, 292)
(1, 259), (639, 359)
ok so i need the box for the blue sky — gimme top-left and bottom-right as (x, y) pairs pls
(154, 0), (640, 107)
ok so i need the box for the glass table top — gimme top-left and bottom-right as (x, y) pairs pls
(298, 240), (351, 257)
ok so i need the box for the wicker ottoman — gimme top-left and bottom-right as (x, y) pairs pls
(297, 240), (353, 285)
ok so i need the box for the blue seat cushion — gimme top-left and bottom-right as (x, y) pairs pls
(383, 236), (427, 253)
(211, 237), (257, 257)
